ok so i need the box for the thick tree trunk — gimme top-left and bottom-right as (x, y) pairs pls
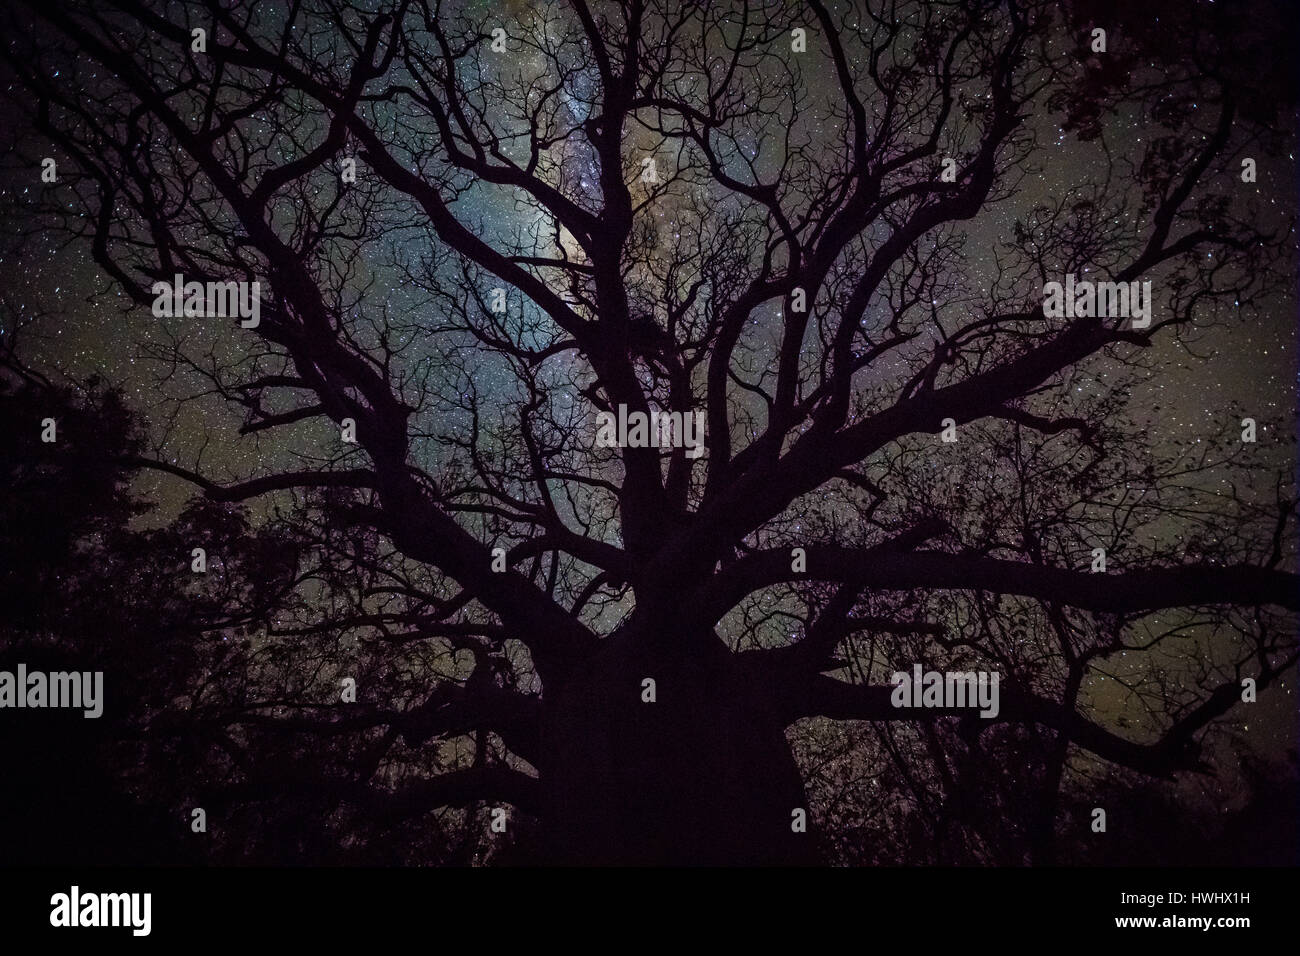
(539, 630), (817, 865)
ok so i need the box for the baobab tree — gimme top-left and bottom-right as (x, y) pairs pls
(0, 0), (1294, 865)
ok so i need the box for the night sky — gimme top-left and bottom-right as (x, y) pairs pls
(0, 0), (1295, 862)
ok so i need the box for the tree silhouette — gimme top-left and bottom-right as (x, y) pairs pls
(0, 0), (1294, 865)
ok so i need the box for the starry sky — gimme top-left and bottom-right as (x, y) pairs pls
(0, 0), (1294, 828)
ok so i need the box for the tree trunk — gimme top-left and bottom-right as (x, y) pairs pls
(540, 630), (817, 865)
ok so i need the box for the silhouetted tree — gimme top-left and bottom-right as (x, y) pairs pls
(1, 0), (1294, 864)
